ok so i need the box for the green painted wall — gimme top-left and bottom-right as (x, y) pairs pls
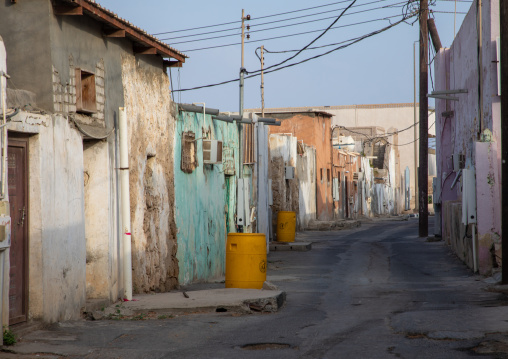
(174, 110), (240, 284)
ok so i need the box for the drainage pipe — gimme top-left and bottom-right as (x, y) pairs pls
(0, 70), (9, 199)
(119, 107), (132, 300)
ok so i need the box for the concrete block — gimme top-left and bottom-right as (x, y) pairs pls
(269, 241), (312, 251)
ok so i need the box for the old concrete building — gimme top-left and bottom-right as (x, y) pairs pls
(247, 104), (436, 211)
(265, 111), (334, 221)
(0, 0), (186, 325)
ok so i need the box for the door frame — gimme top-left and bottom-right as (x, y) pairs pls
(8, 134), (29, 325)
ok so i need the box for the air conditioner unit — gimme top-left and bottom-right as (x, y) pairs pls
(353, 172), (364, 181)
(203, 140), (223, 164)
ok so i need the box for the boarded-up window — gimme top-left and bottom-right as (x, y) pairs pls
(75, 68), (97, 114)
(243, 123), (255, 164)
(181, 131), (197, 173)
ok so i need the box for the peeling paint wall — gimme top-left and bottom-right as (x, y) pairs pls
(434, 0), (501, 275)
(121, 56), (178, 292)
(174, 109), (239, 285)
(297, 144), (317, 228)
(269, 135), (299, 234)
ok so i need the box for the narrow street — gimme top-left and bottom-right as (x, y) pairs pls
(5, 218), (508, 358)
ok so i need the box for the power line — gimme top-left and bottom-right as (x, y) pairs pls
(154, 0), (355, 35)
(181, 13), (404, 53)
(161, 0), (402, 42)
(173, 15), (412, 92)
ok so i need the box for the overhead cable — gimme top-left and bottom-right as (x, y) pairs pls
(162, 0), (402, 42)
(154, 0), (355, 35)
(181, 13), (404, 53)
(173, 15), (412, 92)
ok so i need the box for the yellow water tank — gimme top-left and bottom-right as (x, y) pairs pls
(276, 211), (296, 242)
(225, 233), (267, 289)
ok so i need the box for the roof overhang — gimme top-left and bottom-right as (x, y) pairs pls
(52, 0), (187, 65)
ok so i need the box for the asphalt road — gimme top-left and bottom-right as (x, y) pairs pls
(4, 218), (508, 358)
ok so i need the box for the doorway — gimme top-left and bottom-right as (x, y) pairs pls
(8, 137), (29, 325)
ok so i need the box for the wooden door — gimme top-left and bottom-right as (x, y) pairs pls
(8, 138), (28, 325)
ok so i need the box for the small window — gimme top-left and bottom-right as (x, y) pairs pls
(320, 168), (324, 183)
(327, 168), (331, 185)
(76, 68), (97, 114)
(243, 123), (255, 164)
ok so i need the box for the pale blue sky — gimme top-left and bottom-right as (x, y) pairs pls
(98, 0), (472, 112)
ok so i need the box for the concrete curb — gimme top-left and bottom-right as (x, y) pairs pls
(105, 289), (286, 317)
(305, 219), (361, 231)
(269, 241), (312, 251)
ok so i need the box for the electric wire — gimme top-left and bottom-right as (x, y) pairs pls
(181, 13), (404, 53)
(154, 0), (356, 35)
(155, 0), (472, 37)
(173, 14), (413, 92)
(248, 0), (355, 75)
(162, 0), (403, 43)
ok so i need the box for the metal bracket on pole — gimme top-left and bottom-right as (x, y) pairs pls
(427, 89), (468, 101)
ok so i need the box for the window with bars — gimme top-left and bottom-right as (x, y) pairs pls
(181, 131), (197, 173)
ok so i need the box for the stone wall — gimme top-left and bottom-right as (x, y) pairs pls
(121, 55), (178, 293)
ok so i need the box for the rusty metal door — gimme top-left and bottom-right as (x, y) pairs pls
(8, 138), (28, 325)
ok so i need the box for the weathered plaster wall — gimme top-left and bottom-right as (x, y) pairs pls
(297, 144), (317, 228)
(174, 110), (239, 285)
(122, 56), (178, 292)
(269, 135), (299, 234)
(476, 141), (501, 272)
(83, 140), (115, 299)
(9, 114), (87, 322)
(434, 0), (501, 275)
(0, 0), (53, 110)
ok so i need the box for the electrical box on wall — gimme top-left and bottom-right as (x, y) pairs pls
(236, 179), (245, 226)
(452, 153), (465, 172)
(285, 166), (295, 180)
(203, 140), (223, 164)
(461, 168), (477, 225)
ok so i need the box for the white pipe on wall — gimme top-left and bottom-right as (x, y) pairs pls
(119, 107), (133, 300)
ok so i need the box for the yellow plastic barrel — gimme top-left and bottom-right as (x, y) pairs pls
(225, 233), (267, 289)
(276, 211), (296, 242)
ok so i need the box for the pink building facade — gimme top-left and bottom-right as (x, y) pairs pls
(434, 0), (501, 275)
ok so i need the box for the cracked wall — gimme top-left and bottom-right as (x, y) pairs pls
(121, 55), (178, 292)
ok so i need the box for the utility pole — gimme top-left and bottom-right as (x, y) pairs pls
(413, 41), (419, 212)
(239, 9), (246, 180)
(261, 45), (265, 118)
(500, 0), (508, 284)
(419, 0), (429, 237)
